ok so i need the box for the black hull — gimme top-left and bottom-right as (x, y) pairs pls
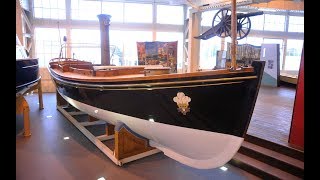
(16, 58), (40, 93)
(50, 61), (265, 138)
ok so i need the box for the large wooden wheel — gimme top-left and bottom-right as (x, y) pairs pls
(212, 8), (232, 38)
(212, 8), (252, 40)
(236, 16), (251, 40)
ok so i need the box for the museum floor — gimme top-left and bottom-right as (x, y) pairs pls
(16, 85), (296, 180)
(247, 84), (296, 147)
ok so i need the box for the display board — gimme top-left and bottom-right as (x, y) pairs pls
(215, 50), (226, 69)
(225, 43), (261, 68)
(222, 43), (280, 87)
(260, 44), (280, 87)
(137, 41), (178, 73)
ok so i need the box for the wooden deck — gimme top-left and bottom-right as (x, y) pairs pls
(247, 84), (296, 147)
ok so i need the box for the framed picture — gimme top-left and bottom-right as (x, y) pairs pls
(137, 41), (178, 73)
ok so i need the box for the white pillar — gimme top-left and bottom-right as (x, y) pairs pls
(187, 11), (201, 72)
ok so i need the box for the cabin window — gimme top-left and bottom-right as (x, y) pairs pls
(34, 28), (66, 67)
(157, 5), (184, 25)
(284, 39), (303, 70)
(288, 16), (304, 33)
(33, 0), (66, 19)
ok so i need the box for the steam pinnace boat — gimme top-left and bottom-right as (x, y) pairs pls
(16, 36), (40, 94)
(16, 58), (40, 93)
(48, 12), (265, 169)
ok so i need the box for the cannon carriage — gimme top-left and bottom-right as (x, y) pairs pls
(195, 8), (264, 40)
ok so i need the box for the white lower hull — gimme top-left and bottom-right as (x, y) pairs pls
(60, 92), (244, 169)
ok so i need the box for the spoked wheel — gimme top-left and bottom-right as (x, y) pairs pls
(212, 8), (232, 38)
(236, 17), (251, 40)
(212, 8), (252, 40)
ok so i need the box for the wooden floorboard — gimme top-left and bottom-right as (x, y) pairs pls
(247, 85), (296, 147)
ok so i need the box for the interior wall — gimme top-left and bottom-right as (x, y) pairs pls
(16, 0), (23, 45)
(39, 68), (56, 92)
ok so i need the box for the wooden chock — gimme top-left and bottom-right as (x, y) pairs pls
(114, 122), (155, 160)
(57, 104), (160, 166)
(16, 96), (31, 137)
(37, 79), (44, 110)
(88, 115), (99, 122)
(56, 91), (68, 107)
(106, 123), (115, 136)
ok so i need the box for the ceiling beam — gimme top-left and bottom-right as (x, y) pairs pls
(249, 0), (304, 11)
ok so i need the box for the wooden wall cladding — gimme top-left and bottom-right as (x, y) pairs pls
(16, 0), (23, 45)
(39, 68), (56, 93)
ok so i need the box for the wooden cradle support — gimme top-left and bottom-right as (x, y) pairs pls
(16, 79), (44, 137)
(56, 92), (160, 166)
(16, 96), (31, 137)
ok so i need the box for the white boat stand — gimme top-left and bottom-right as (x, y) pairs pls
(56, 92), (161, 166)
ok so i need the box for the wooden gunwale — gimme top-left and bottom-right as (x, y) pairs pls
(16, 76), (42, 90)
(49, 65), (254, 83)
(52, 73), (255, 90)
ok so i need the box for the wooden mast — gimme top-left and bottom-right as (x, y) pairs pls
(97, 14), (111, 66)
(231, 0), (237, 70)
